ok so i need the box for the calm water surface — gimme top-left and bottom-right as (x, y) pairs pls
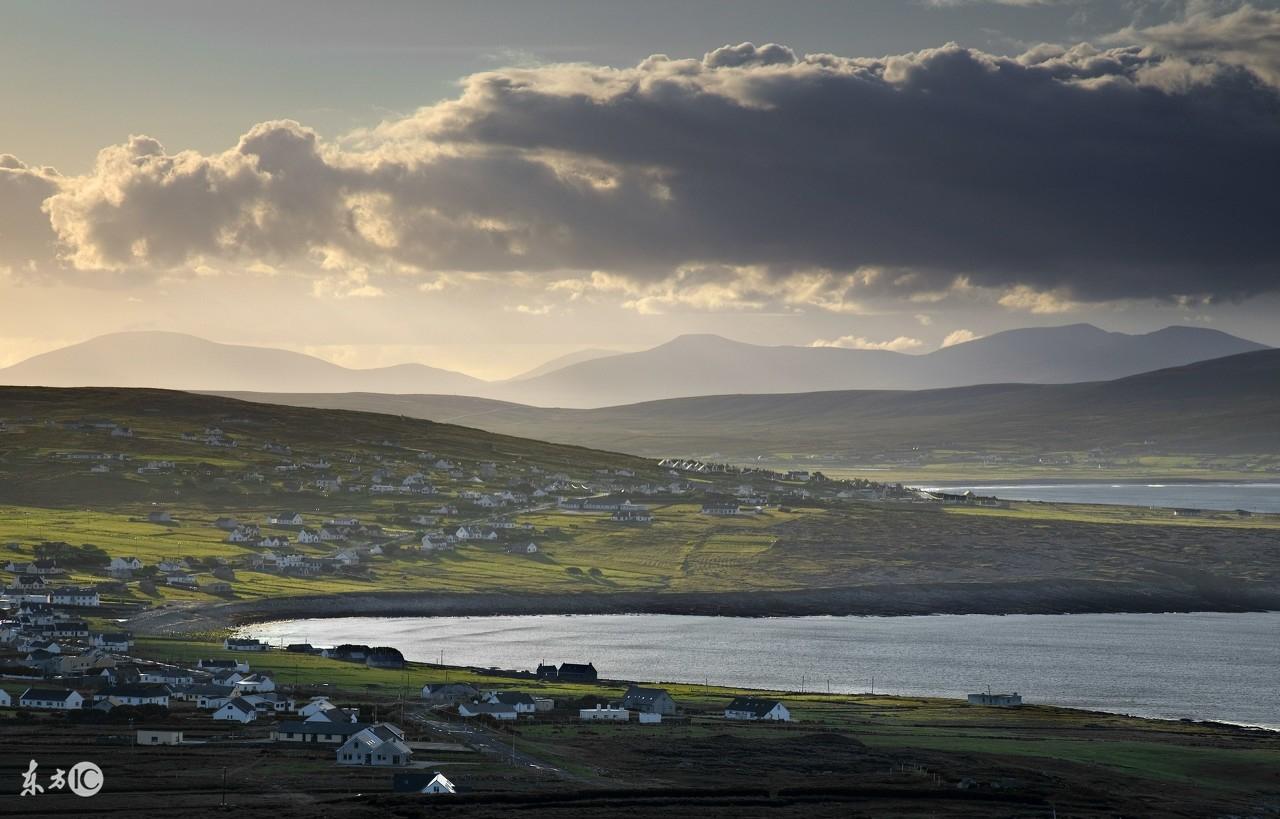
(245, 611), (1280, 729)
(920, 482), (1280, 512)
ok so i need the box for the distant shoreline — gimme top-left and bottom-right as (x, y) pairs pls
(917, 478), (1279, 487)
(128, 582), (1280, 636)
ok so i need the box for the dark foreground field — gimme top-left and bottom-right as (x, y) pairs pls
(3, 637), (1278, 819)
(2, 715), (1276, 818)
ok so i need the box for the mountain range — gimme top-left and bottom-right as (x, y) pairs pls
(0, 324), (1267, 408)
(215, 349), (1280, 460)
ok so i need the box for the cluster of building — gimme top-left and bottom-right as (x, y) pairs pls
(1, 570), (134, 680)
(422, 668), (792, 726)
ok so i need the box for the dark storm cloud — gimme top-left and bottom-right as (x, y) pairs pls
(8, 35), (1280, 305)
(408, 41), (1280, 301)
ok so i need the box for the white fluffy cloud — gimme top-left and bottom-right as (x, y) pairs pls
(997, 285), (1080, 314)
(941, 328), (983, 347)
(1113, 3), (1280, 88)
(811, 334), (926, 351)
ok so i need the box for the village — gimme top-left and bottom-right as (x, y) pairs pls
(0, 403), (896, 805)
(0, 405), (935, 607)
(0, 560), (822, 805)
(1, 393), (1276, 815)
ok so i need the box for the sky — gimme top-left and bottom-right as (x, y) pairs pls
(2, 0), (1279, 379)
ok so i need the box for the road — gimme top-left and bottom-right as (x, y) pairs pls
(413, 710), (588, 782)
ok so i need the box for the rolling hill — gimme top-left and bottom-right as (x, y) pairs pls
(0, 324), (1266, 408)
(0, 385), (656, 511)
(212, 349), (1280, 463)
(0, 331), (488, 395)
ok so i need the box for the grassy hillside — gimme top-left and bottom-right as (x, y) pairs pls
(214, 349), (1280, 473)
(3, 386), (1279, 617)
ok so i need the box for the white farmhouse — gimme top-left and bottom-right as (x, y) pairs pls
(50, 587), (100, 607)
(579, 705), (630, 721)
(336, 724), (412, 766)
(213, 698), (258, 723)
(458, 702), (518, 720)
(19, 688), (84, 710)
(231, 673), (276, 694)
(724, 697), (791, 721)
(108, 556), (144, 576)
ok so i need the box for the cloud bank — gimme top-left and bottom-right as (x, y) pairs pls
(4, 20), (1280, 313)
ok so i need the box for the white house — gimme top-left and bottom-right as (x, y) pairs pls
(336, 724), (412, 766)
(395, 772), (456, 794)
(297, 528), (322, 544)
(297, 696), (336, 718)
(238, 692), (294, 713)
(109, 556), (143, 572)
(100, 684), (171, 707)
(420, 773), (456, 795)
(90, 632), (134, 651)
(213, 698), (258, 723)
(139, 667), (194, 686)
(0, 689), (10, 707)
(507, 542), (538, 555)
(231, 673), (276, 694)
(481, 691), (537, 713)
(212, 669), (248, 686)
(226, 526), (260, 544)
(50, 587), (100, 607)
(267, 512), (305, 526)
(197, 691), (233, 710)
(19, 688), (84, 710)
(724, 697), (791, 721)
(458, 702), (518, 720)
(455, 526), (498, 541)
(579, 705), (630, 721)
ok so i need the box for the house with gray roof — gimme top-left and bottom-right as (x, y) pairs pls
(622, 686), (677, 715)
(336, 724), (412, 766)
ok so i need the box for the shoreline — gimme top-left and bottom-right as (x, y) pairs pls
(914, 477), (1280, 487)
(127, 581), (1280, 636)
